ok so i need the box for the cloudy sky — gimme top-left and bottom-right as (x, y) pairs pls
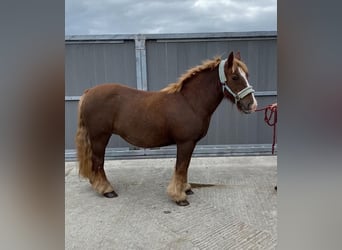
(65, 0), (277, 35)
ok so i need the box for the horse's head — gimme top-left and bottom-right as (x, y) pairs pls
(219, 51), (257, 114)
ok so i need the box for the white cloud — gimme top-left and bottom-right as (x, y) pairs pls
(65, 0), (276, 35)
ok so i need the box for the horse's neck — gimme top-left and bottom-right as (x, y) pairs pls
(181, 68), (223, 118)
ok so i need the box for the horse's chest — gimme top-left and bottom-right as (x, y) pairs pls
(198, 118), (211, 138)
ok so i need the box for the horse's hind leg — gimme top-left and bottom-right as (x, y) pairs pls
(184, 180), (194, 195)
(90, 133), (117, 198)
(167, 142), (195, 206)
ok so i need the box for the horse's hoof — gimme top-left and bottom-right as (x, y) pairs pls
(104, 191), (118, 198)
(176, 200), (190, 206)
(185, 189), (194, 195)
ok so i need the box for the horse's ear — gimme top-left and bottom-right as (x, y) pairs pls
(227, 51), (234, 69)
(235, 51), (241, 60)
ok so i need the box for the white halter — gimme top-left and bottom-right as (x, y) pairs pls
(218, 59), (255, 103)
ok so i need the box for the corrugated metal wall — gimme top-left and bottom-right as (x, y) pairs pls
(65, 32), (277, 158)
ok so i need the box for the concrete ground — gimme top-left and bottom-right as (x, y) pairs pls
(65, 156), (277, 250)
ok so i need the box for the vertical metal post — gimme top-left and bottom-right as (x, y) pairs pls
(135, 35), (148, 90)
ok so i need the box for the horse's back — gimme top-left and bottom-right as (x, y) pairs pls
(82, 83), (139, 100)
(81, 83), (147, 109)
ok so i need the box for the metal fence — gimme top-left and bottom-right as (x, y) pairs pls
(65, 32), (277, 160)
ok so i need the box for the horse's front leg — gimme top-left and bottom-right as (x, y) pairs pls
(184, 182), (194, 195)
(167, 142), (195, 206)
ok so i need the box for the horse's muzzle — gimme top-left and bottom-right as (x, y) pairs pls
(238, 100), (257, 114)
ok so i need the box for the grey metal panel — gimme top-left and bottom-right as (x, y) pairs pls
(65, 101), (78, 149)
(196, 96), (277, 146)
(145, 38), (277, 92)
(65, 42), (136, 96)
(246, 39), (277, 91)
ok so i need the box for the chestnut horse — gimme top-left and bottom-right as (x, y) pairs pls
(76, 51), (257, 206)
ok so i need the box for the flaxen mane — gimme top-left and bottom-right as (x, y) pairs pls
(161, 57), (248, 93)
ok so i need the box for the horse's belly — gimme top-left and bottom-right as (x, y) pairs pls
(113, 117), (173, 148)
(118, 129), (173, 148)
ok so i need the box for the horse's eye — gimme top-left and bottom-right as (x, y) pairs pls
(232, 75), (239, 81)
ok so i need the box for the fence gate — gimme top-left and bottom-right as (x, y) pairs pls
(65, 32), (277, 160)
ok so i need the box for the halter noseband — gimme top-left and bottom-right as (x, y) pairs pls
(218, 59), (255, 103)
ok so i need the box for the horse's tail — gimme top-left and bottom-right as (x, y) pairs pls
(75, 92), (93, 180)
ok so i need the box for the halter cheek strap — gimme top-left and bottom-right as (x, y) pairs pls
(219, 59), (227, 83)
(218, 59), (255, 104)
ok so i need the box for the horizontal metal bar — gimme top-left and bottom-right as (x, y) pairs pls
(65, 91), (277, 102)
(144, 31), (277, 40)
(66, 34), (137, 41)
(66, 40), (124, 44)
(254, 91), (277, 97)
(155, 37), (276, 43)
(65, 144), (276, 161)
(65, 96), (81, 101)
(65, 31), (277, 42)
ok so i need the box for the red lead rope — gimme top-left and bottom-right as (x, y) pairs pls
(255, 103), (278, 154)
